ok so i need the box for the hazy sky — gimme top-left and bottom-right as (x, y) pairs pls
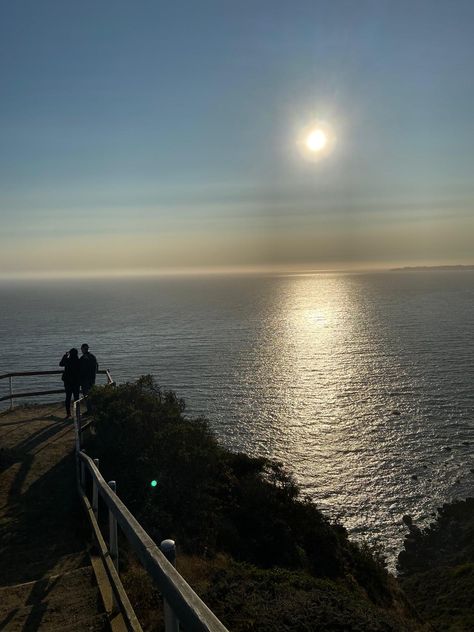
(1, 1), (473, 276)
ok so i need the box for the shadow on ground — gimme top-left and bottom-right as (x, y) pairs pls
(0, 413), (89, 586)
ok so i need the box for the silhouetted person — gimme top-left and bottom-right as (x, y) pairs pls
(59, 348), (81, 419)
(80, 343), (98, 414)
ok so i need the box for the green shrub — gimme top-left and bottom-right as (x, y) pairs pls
(399, 499), (474, 630)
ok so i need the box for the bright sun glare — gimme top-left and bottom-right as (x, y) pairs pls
(306, 128), (327, 152)
(298, 122), (333, 160)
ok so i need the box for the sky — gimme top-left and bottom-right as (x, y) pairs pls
(1, 0), (474, 277)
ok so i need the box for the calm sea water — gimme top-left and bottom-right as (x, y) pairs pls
(1, 270), (473, 567)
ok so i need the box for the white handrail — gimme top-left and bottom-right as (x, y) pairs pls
(77, 452), (229, 632)
(73, 376), (229, 632)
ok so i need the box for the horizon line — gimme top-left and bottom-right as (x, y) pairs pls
(1, 260), (474, 281)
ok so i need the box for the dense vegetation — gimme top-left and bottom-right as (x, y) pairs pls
(398, 499), (474, 631)
(88, 377), (421, 631)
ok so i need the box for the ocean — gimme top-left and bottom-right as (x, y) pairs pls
(1, 270), (473, 568)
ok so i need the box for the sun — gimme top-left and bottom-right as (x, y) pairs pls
(306, 128), (327, 152)
(297, 121), (335, 161)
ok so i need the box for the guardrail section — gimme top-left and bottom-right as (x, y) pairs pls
(77, 452), (229, 632)
(0, 369), (114, 408)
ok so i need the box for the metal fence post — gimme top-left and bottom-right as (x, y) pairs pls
(73, 404), (81, 487)
(160, 540), (179, 632)
(108, 480), (119, 570)
(76, 403), (82, 451)
(92, 459), (99, 520)
(80, 450), (86, 488)
(9, 376), (13, 410)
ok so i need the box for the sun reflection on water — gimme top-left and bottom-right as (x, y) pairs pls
(236, 273), (439, 567)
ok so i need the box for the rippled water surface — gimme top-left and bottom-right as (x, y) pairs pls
(1, 271), (473, 566)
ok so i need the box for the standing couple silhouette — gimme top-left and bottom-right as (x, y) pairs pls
(60, 343), (98, 418)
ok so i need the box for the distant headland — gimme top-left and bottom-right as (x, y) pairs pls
(391, 264), (474, 272)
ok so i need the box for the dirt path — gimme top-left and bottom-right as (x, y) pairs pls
(0, 404), (107, 630)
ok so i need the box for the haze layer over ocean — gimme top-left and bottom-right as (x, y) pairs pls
(1, 270), (473, 566)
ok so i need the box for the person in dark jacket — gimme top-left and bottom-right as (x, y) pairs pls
(80, 343), (99, 414)
(59, 348), (81, 418)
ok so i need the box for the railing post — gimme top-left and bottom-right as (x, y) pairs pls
(92, 459), (99, 520)
(160, 540), (179, 632)
(76, 402), (82, 451)
(73, 401), (82, 454)
(73, 404), (81, 486)
(108, 480), (119, 571)
(80, 450), (86, 488)
(9, 375), (13, 410)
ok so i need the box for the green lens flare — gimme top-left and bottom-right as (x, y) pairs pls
(150, 479), (158, 488)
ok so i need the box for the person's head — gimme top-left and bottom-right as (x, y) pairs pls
(69, 348), (79, 359)
(81, 343), (89, 354)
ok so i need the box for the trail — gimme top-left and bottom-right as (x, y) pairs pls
(0, 404), (107, 630)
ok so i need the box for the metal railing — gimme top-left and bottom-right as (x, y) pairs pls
(73, 385), (229, 632)
(0, 368), (114, 409)
(76, 451), (229, 632)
